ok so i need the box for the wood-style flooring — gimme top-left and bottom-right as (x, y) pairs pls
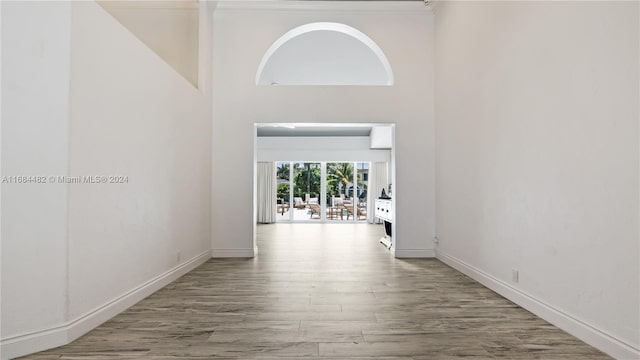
(20, 223), (610, 359)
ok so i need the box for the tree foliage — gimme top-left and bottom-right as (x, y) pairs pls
(276, 162), (368, 205)
(293, 163), (321, 198)
(277, 183), (290, 201)
(326, 162), (354, 197)
(276, 162), (290, 180)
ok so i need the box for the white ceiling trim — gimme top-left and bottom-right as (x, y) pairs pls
(96, 0), (199, 10)
(215, 1), (433, 14)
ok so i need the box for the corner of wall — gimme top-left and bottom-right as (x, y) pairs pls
(0, 250), (211, 360)
(436, 250), (640, 359)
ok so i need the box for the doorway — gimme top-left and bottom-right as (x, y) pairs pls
(253, 123), (395, 251)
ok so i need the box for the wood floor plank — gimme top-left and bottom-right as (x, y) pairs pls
(18, 224), (611, 359)
(319, 341), (496, 357)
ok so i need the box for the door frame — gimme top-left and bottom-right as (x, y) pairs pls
(252, 123), (396, 253)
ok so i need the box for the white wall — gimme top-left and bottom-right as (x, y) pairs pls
(1, 0), (70, 342)
(67, 0), (212, 320)
(1, 1), (214, 358)
(434, 2), (639, 358)
(213, 2), (435, 258)
(96, 0), (200, 86)
(257, 136), (390, 162)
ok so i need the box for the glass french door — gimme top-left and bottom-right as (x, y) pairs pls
(293, 162), (321, 221)
(326, 163), (353, 221)
(275, 161), (369, 223)
(275, 162), (291, 221)
(356, 162), (369, 221)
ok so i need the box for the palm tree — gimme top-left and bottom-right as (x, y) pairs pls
(293, 163), (321, 197)
(327, 163), (354, 196)
(276, 162), (290, 180)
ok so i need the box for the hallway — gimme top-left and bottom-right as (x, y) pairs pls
(20, 224), (608, 359)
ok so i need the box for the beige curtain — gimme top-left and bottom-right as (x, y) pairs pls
(257, 162), (276, 223)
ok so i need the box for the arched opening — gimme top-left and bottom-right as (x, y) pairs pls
(256, 22), (394, 86)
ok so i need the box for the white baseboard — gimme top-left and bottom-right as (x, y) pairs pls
(436, 250), (640, 360)
(0, 326), (68, 360)
(211, 248), (255, 258)
(0, 250), (212, 360)
(392, 248), (435, 258)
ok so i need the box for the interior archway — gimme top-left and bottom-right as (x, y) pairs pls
(256, 22), (394, 86)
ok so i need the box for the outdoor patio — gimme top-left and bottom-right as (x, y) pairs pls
(276, 203), (367, 222)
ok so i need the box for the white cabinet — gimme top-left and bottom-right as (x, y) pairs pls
(375, 199), (392, 249)
(375, 199), (392, 222)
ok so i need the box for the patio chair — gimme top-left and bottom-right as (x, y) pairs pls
(345, 205), (366, 220)
(276, 198), (289, 215)
(308, 203), (322, 219)
(293, 197), (305, 209)
(329, 197), (345, 220)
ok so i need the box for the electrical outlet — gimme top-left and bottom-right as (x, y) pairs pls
(512, 269), (519, 283)
(177, 251), (182, 263)
(433, 236), (439, 244)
